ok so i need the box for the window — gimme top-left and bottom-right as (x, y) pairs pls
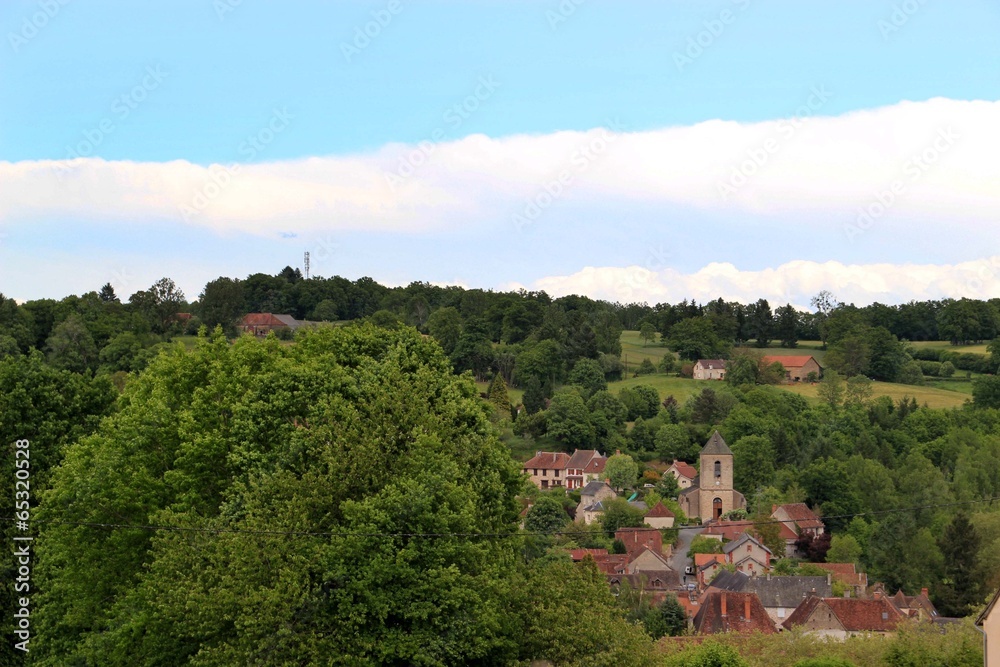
(882, 612), (888, 620)
(747, 544), (752, 552)
(714, 460), (721, 477)
(778, 608), (785, 618)
(542, 470), (547, 477)
(554, 470), (559, 477)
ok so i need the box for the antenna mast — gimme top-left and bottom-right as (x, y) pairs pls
(304, 251), (310, 280)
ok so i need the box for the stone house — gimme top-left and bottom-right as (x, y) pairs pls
(722, 532), (772, 576)
(666, 460), (698, 489)
(709, 571), (833, 628)
(563, 449), (607, 490)
(644, 502), (676, 529)
(761, 355), (823, 382)
(771, 503), (825, 556)
(782, 592), (903, 638)
(693, 590), (776, 635)
(576, 480), (616, 523)
(693, 359), (727, 380)
(522, 451), (571, 490)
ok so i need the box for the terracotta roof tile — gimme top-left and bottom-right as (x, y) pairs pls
(522, 451), (571, 469)
(761, 355), (821, 369)
(670, 460), (698, 479)
(693, 591), (776, 635)
(645, 502), (676, 518)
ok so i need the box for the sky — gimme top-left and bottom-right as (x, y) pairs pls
(1, 0), (999, 308)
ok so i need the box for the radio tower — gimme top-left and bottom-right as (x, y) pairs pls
(303, 251), (310, 280)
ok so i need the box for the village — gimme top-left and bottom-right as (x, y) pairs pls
(520, 429), (998, 642)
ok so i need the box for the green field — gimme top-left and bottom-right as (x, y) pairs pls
(907, 340), (990, 354)
(620, 330), (825, 374)
(780, 378), (969, 409)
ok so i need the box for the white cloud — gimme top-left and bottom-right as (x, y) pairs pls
(507, 256), (1000, 307)
(1, 97), (998, 238)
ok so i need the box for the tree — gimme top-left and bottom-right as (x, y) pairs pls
(426, 306), (462, 355)
(569, 358), (607, 399)
(811, 290), (839, 348)
(775, 304), (799, 348)
(972, 375), (1000, 409)
(33, 325), (527, 665)
(731, 435), (776, 493)
(826, 534), (862, 565)
(522, 375), (548, 415)
(897, 360), (925, 386)
(98, 282), (119, 303)
(546, 388), (594, 447)
(618, 384), (660, 420)
(817, 370), (845, 410)
(666, 317), (731, 361)
(603, 453), (639, 493)
(747, 298), (774, 348)
(687, 535), (724, 557)
(198, 276), (245, 332)
(599, 497), (646, 534)
(658, 351), (677, 374)
(939, 360), (956, 377)
(524, 496), (569, 534)
(587, 390), (628, 441)
(644, 595), (687, 639)
(934, 512), (984, 617)
(487, 373), (512, 421)
(639, 321), (657, 346)
(636, 358), (656, 375)
(844, 375), (874, 406)
(45, 313), (98, 373)
(825, 330), (871, 377)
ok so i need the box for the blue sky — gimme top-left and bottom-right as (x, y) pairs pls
(2, 0), (999, 306)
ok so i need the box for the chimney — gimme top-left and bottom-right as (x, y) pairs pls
(615, 449), (621, 455)
(766, 573), (771, 581)
(921, 587), (928, 598)
(744, 597), (751, 620)
(721, 593), (728, 617)
(843, 590), (851, 598)
(874, 590), (882, 600)
(827, 573), (832, 586)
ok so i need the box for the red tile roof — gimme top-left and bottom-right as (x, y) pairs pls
(702, 520), (755, 542)
(670, 460), (698, 479)
(584, 457), (606, 474)
(812, 563), (868, 590)
(566, 449), (603, 470)
(784, 596), (902, 633)
(522, 451), (570, 470)
(762, 355), (820, 369)
(693, 591), (776, 635)
(694, 553), (727, 569)
(773, 503), (825, 530)
(615, 527), (663, 558)
(645, 502), (676, 518)
(569, 548), (609, 561)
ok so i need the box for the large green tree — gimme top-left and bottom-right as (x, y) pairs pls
(33, 325), (526, 665)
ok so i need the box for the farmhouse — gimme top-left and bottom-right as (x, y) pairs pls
(678, 431), (747, 522)
(241, 313), (307, 336)
(523, 449), (606, 490)
(693, 359), (727, 380)
(761, 355), (823, 382)
(666, 460), (698, 489)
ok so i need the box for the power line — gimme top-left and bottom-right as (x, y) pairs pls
(2, 495), (998, 539)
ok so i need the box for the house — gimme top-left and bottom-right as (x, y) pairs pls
(761, 355), (823, 382)
(693, 590), (776, 635)
(667, 460), (698, 489)
(771, 503), (825, 556)
(693, 359), (727, 380)
(571, 549), (628, 575)
(522, 451), (571, 489)
(644, 502), (676, 529)
(701, 520), (754, 543)
(523, 449), (606, 490)
(241, 313), (306, 336)
(709, 571), (832, 627)
(615, 527), (664, 558)
(607, 571), (680, 606)
(887, 587), (938, 620)
(812, 563), (868, 599)
(564, 449), (607, 490)
(695, 553), (727, 588)
(722, 533), (772, 576)
(678, 432), (747, 523)
(782, 592), (903, 638)
(627, 546), (674, 574)
(976, 587), (1000, 667)
(576, 481), (617, 523)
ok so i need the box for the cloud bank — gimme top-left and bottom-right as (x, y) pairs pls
(1, 97), (997, 238)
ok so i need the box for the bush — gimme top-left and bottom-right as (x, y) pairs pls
(679, 362), (694, 378)
(637, 358), (656, 375)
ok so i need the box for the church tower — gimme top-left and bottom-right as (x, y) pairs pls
(678, 430), (746, 522)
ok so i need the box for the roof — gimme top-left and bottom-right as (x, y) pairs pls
(702, 520), (754, 542)
(784, 596), (902, 633)
(584, 457), (606, 474)
(812, 563), (868, 590)
(761, 355), (821, 369)
(628, 545), (672, 570)
(645, 502), (676, 518)
(608, 571), (680, 590)
(580, 480), (613, 497)
(695, 359), (727, 369)
(772, 503), (825, 530)
(568, 548), (609, 561)
(693, 591), (776, 635)
(629, 501), (649, 512)
(669, 460), (698, 480)
(722, 533), (772, 556)
(694, 553), (726, 570)
(566, 449), (602, 470)
(523, 451), (570, 470)
(710, 572), (832, 607)
(978, 587), (1000, 626)
(701, 430), (733, 456)
(242, 313), (300, 327)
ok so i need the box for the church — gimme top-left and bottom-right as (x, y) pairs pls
(678, 431), (746, 522)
